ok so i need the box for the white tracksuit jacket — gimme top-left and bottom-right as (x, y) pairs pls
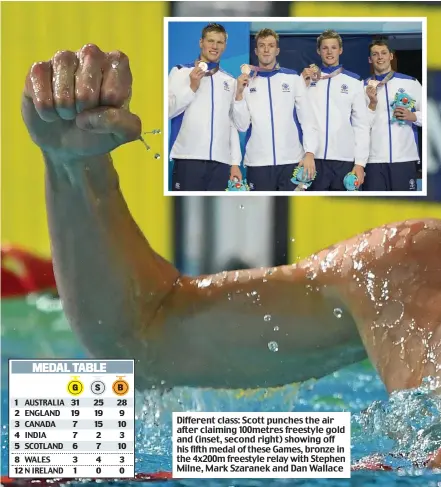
(231, 67), (319, 167)
(168, 63), (242, 165)
(305, 64), (370, 167)
(363, 72), (422, 164)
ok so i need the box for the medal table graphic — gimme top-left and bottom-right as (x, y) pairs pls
(8, 360), (135, 479)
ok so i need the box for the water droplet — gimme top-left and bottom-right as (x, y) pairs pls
(290, 238), (295, 242)
(268, 341), (279, 352)
(154, 153), (161, 159)
(239, 205), (244, 210)
(273, 326), (279, 332)
(111, 60), (119, 69)
(333, 308), (343, 319)
(306, 270), (317, 280)
(160, 380), (166, 385)
(197, 278), (212, 288)
(251, 290), (257, 296)
(264, 315), (271, 322)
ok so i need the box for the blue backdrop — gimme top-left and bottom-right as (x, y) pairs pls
(167, 21), (250, 188)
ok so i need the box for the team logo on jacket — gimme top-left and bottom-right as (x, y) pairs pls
(223, 81), (230, 91)
(250, 87), (257, 93)
(282, 83), (291, 92)
(409, 178), (416, 190)
(341, 84), (349, 94)
(398, 88), (405, 93)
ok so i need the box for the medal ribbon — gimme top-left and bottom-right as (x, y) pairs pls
(319, 66), (344, 80)
(372, 70), (395, 87)
(308, 65), (343, 82)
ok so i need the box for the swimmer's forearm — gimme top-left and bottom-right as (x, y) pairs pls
(44, 153), (180, 378)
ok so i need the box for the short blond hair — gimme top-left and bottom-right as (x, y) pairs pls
(255, 28), (279, 47)
(317, 30), (342, 49)
(202, 23), (228, 41)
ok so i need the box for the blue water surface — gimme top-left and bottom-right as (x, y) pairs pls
(1, 294), (440, 487)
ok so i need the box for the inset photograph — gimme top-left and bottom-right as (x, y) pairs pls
(164, 18), (426, 196)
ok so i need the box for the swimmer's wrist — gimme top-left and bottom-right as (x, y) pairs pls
(43, 152), (119, 192)
(43, 151), (112, 167)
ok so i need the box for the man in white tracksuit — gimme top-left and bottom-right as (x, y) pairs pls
(364, 39), (422, 191)
(302, 30), (370, 191)
(232, 28), (318, 191)
(168, 23), (242, 191)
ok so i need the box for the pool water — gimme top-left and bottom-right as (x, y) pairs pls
(1, 294), (441, 487)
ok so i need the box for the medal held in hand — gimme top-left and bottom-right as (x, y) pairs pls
(195, 59), (219, 77)
(368, 79), (380, 88)
(309, 64), (321, 82)
(308, 64), (343, 82)
(240, 63), (280, 79)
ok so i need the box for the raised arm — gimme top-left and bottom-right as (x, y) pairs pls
(22, 45), (181, 389)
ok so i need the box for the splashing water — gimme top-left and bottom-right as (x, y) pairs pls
(353, 377), (441, 468)
(139, 129), (161, 158)
(264, 314), (271, 322)
(268, 341), (279, 352)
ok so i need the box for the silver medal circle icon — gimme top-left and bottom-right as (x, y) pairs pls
(198, 62), (208, 72)
(91, 380), (106, 395)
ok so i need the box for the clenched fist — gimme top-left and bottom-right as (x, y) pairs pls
(22, 44), (142, 161)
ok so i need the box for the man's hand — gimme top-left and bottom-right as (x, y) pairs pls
(189, 66), (205, 93)
(22, 44), (141, 161)
(394, 107), (417, 122)
(301, 67), (316, 87)
(366, 85), (378, 109)
(299, 152), (316, 180)
(230, 165), (242, 181)
(235, 74), (249, 101)
(352, 164), (365, 185)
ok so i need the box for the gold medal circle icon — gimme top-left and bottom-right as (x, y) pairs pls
(67, 378), (84, 396)
(112, 377), (129, 396)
